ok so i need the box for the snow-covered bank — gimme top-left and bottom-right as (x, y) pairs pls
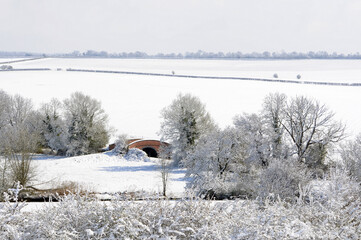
(33, 152), (187, 197)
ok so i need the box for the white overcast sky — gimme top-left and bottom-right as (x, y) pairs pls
(1, 0), (361, 54)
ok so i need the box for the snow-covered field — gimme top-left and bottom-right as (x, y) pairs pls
(8, 58), (361, 83)
(0, 58), (360, 140)
(33, 152), (187, 197)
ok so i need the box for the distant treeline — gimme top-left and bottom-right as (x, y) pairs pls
(2, 50), (361, 60)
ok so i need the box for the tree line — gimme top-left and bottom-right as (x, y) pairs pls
(3, 50), (361, 59)
(158, 93), (360, 200)
(1, 89), (360, 202)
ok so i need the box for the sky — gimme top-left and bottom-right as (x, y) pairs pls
(1, 0), (361, 54)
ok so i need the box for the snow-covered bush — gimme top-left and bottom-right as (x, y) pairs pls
(297, 168), (361, 239)
(185, 128), (254, 199)
(2, 194), (232, 239)
(258, 158), (310, 202)
(1, 190), (359, 239)
(0, 158), (11, 200)
(0, 180), (360, 240)
(0, 183), (26, 239)
(0, 125), (39, 187)
(123, 148), (150, 162)
(0, 65), (13, 70)
(112, 134), (128, 155)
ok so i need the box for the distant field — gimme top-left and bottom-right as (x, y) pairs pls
(9, 58), (361, 83)
(0, 58), (360, 139)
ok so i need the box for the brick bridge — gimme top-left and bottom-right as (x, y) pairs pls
(127, 139), (170, 158)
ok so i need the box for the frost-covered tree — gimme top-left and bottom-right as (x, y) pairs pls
(262, 93), (287, 159)
(0, 90), (11, 130)
(186, 127), (251, 198)
(4, 94), (34, 127)
(340, 133), (361, 182)
(0, 90), (11, 193)
(0, 92), (41, 145)
(234, 113), (270, 167)
(281, 96), (345, 168)
(159, 93), (216, 164)
(63, 92), (109, 156)
(232, 94), (288, 166)
(39, 98), (67, 155)
(0, 92), (40, 188)
(232, 110), (313, 200)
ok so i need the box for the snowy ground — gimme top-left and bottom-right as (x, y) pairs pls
(1, 58), (360, 140)
(32, 152), (188, 197)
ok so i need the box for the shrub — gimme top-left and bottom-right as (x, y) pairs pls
(0, 65), (13, 70)
(0, 181), (360, 240)
(1, 193), (359, 239)
(258, 158), (311, 202)
(112, 134), (128, 155)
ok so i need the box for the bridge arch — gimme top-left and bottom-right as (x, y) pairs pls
(127, 139), (170, 158)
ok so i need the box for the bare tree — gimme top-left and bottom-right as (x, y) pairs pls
(0, 92), (40, 188)
(158, 144), (172, 197)
(5, 94), (33, 127)
(281, 96), (345, 166)
(0, 124), (39, 187)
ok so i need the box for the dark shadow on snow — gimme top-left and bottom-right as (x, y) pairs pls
(99, 165), (157, 172)
(99, 165), (191, 182)
(170, 176), (192, 182)
(170, 168), (187, 174)
(32, 154), (67, 161)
